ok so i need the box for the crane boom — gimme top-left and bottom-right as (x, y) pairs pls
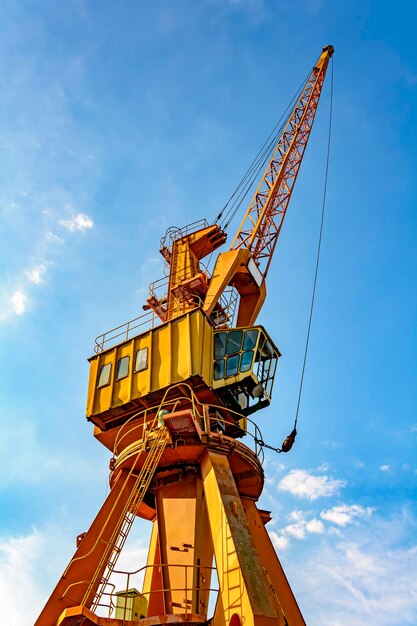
(231, 45), (334, 278)
(203, 45), (333, 326)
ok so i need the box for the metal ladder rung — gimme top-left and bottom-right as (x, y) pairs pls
(89, 428), (168, 610)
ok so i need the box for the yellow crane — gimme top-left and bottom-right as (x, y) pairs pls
(35, 44), (333, 626)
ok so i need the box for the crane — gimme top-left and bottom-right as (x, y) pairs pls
(35, 44), (333, 626)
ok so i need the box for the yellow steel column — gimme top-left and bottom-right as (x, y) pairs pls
(143, 519), (166, 616)
(241, 498), (306, 626)
(201, 450), (280, 626)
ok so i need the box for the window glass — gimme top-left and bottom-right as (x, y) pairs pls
(243, 329), (258, 351)
(97, 363), (112, 388)
(226, 354), (239, 377)
(213, 359), (225, 380)
(257, 336), (273, 360)
(265, 340), (274, 356)
(116, 356), (130, 381)
(134, 347), (148, 372)
(227, 330), (243, 355)
(240, 350), (254, 372)
(214, 333), (227, 360)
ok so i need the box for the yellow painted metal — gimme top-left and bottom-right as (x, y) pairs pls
(152, 473), (214, 616)
(241, 498), (306, 625)
(87, 308), (280, 422)
(87, 308), (213, 419)
(142, 520), (165, 615)
(201, 450), (280, 626)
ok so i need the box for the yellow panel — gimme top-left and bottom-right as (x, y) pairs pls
(88, 350), (117, 417)
(86, 357), (99, 417)
(151, 323), (170, 390)
(87, 309), (215, 419)
(112, 343), (133, 407)
(131, 334), (152, 399)
(171, 316), (189, 383)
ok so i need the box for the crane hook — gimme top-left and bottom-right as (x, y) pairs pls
(281, 428), (297, 453)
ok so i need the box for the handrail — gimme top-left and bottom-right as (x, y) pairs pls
(94, 309), (159, 354)
(159, 219), (209, 253)
(111, 382), (265, 464)
(94, 250), (239, 353)
(91, 562), (218, 619)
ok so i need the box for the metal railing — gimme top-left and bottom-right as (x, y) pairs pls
(94, 308), (159, 354)
(111, 382), (266, 465)
(94, 295), (238, 354)
(160, 219), (209, 255)
(92, 562), (218, 619)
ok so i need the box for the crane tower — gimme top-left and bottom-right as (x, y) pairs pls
(35, 45), (333, 626)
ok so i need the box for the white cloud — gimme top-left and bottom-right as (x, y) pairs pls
(26, 263), (50, 285)
(46, 230), (64, 243)
(306, 518), (325, 534)
(11, 290), (28, 315)
(380, 464), (390, 472)
(291, 512), (417, 626)
(0, 289), (28, 322)
(289, 509), (305, 522)
(0, 520), (152, 625)
(0, 530), (46, 625)
(269, 530), (289, 551)
(278, 468), (346, 501)
(269, 510), (325, 551)
(59, 212), (94, 232)
(320, 505), (372, 527)
(285, 523), (306, 539)
(317, 462), (330, 472)
(0, 526), (74, 626)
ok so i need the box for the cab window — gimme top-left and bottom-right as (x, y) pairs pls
(213, 328), (259, 380)
(134, 347), (148, 373)
(214, 333), (227, 359)
(97, 363), (112, 388)
(116, 356), (130, 381)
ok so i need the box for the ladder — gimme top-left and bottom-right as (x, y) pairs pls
(84, 427), (169, 611)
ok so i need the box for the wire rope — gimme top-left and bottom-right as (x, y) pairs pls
(214, 70), (312, 231)
(259, 57), (334, 455)
(293, 58), (334, 431)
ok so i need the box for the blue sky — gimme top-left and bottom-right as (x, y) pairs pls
(1, 1), (416, 625)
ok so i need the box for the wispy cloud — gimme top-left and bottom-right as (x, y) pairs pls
(58, 212), (94, 232)
(0, 204), (94, 325)
(26, 262), (51, 285)
(0, 521), (151, 625)
(10, 290), (27, 315)
(320, 504), (373, 527)
(380, 464), (391, 472)
(0, 289), (29, 321)
(0, 530), (48, 625)
(278, 468), (346, 501)
(269, 509), (325, 551)
(45, 231), (64, 243)
(292, 510), (417, 625)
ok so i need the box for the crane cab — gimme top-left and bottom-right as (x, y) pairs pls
(212, 326), (280, 416)
(86, 307), (280, 432)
